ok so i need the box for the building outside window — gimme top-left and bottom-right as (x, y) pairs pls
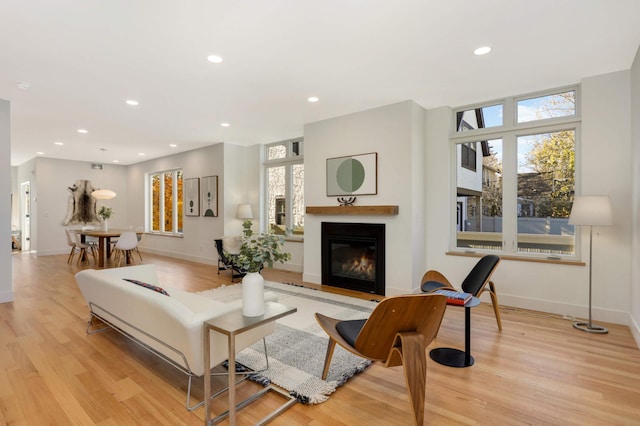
(264, 139), (304, 237)
(149, 169), (183, 234)
(452, 87), (578, 256)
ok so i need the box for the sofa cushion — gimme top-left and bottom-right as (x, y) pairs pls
(123, 278), (170, 296)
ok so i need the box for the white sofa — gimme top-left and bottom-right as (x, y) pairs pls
(75, 264), (277, 409)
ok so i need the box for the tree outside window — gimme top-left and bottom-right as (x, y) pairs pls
(454, 88), (578, 256)
(265, 139), (304, 236)
(149, 169), (183, 234)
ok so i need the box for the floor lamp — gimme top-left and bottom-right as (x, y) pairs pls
(568, 196), (613, 334)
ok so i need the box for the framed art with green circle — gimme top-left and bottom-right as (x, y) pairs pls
(326, 152), (377, 196)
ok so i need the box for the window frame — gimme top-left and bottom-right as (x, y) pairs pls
(450, 85), (581, 260)
(263, 138), (304, 239)
(146, 168), (183, 236)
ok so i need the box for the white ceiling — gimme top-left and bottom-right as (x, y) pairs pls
(2, 0), (640, 167)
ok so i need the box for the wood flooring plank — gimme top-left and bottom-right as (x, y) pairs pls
(3, 251), (640, 425)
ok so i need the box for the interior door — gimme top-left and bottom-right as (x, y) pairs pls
(21, 181), (31, 251)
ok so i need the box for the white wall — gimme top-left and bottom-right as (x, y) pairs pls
(127, 144), (225, 264)
(424, 71), (633, 326)
(303, 100), (427, 295)
(0, 99), (12, 303)
(630, 45), (640, 345)
(23, 158), (129, 255)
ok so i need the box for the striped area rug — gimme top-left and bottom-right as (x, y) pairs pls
(198, 281), (378, 404)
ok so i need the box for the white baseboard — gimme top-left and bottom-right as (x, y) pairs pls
(302, 273), (321, 285)
(630, 315), (640, 349)
(141, 247), (217, 266)
(0, 289), (15, 303)
(495, 293), (629, 326)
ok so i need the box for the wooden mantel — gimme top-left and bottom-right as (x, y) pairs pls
(305, 205), (399, 216)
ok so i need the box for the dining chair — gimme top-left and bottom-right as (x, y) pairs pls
(315, 293), (447, 426)
(421, 254), (502, 330)
(73, 231), (96, 265)
(112, 231), (139, 266)
(65, 229), (80, 264)
(134, 227), (144, 261)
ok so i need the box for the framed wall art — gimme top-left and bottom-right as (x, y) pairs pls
(201, 175), (218, 217)
(326, 152), (378, 196)
(184, 178), (200, 216)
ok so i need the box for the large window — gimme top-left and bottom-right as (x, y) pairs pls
(148, 169), (183, 235)
(452, 87), (578, 257)
(264, 139), (304, 236)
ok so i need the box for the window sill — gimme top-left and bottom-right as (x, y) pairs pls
(147, 232), (184, 239)
(446, 251), (585, 266)
(284, 237), (303, 243)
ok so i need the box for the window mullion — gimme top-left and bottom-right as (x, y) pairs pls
(501, 133), (518, 253)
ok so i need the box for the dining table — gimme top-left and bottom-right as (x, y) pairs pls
(79, 228), (142, 268)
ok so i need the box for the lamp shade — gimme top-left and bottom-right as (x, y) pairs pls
(568, 196), (613, 226)
(236, 203), (253, 220)
(91, 189), (117, 200)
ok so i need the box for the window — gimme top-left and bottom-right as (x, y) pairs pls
(148, 169), (183, 234)
(452, 87), (578, 257)
(264, 139), (304, 236)
(461, 142), (477, 171)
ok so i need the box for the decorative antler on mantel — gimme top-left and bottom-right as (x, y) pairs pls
(337, 197), (356, 206)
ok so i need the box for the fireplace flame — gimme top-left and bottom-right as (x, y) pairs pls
(342, 253), (376, 280)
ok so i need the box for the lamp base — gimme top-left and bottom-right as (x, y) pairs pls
(572, 321), (608, 334)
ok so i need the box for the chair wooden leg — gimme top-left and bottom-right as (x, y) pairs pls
(488, 281), (502, 331)
(387, 332), (427, 426)
(68, 247), (76, 264)
(321, 337), (337, 380)
(76, 248), (85, 265)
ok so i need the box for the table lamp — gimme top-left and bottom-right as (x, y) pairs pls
(568, 195), (613, 334)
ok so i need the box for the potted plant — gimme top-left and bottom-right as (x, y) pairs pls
(97, 206), (113, 231)
(231, 232), (291, 317)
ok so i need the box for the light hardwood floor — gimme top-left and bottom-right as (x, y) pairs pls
(3, 251), (640, 425)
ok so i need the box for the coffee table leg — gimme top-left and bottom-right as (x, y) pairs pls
(228, 333), (236, 424)
(464, 306), (471, 365)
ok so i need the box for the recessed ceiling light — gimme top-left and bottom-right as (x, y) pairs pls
(77, 129), (88, 134)
(112, 160), (120, 163)
(36, 151), (44, 155)
(16, 81), (31, 90)
(169, 143), (177, 147)
(221, 122), (230, 127)
(473, 46), (492, 56)
(138, 152), (145, 156)
(126, 99), (139, 106)
(307, 96), (319, 103)
(207, 55), (223, 63)
(54, 141), (64, 146)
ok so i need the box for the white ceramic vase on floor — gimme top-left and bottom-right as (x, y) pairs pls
(242, 272), (265, 317)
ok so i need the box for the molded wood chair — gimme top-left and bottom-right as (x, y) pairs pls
(421, 254), (502, 330)
(315, 293), (447, 426)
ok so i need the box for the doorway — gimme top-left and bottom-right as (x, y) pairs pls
(20, 181), (31, 251)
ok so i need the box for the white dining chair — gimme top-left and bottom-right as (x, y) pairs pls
(65, 229), (80, 264)
(73, 231), (96, 265)
(112, 231), (139, 267)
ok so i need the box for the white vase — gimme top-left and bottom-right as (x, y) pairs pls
(242, 272), (265, 317)
(101, 220), (108, 231)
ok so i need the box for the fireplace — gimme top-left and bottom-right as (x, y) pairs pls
(321, 222), (385, 295)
